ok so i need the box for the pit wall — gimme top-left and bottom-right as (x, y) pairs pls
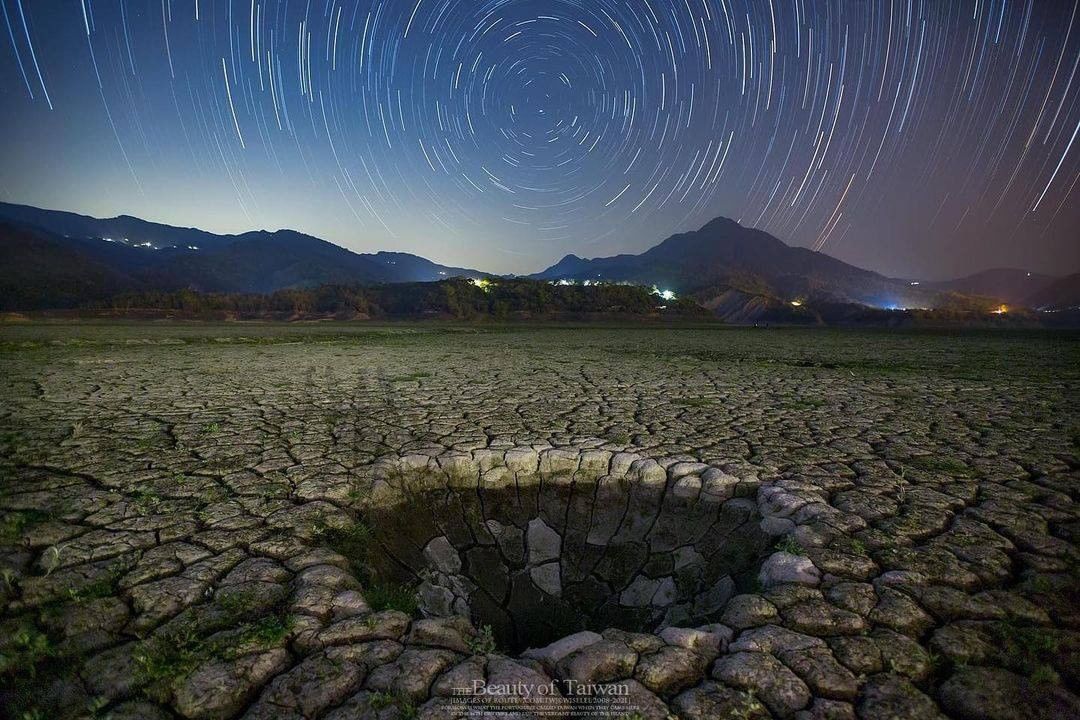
(355, 447), (807, 653)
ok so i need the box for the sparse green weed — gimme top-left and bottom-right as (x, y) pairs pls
(0, 626), (54, 677)
(468, 625), (496, 655)
(365, 583), (418, 615)
(0, 510), (52, 545)
(774, 535), (804, 556)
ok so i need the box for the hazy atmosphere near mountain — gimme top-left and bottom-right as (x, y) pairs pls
(1, 201), (1074, 317)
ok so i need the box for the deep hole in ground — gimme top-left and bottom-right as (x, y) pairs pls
(354, 474), (771, 653)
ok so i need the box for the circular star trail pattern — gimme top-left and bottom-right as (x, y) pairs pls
(1, 0), (1079, 277)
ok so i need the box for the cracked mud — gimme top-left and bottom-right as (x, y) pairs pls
(0, 324), (1077, 720)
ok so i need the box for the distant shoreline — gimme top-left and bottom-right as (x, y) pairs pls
(3, 308), (1078, 330)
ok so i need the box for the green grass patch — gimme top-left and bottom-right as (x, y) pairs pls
(216, 588), (270, 621)
(774, 535), (805, 556)
(365, 583), (418, 615)
(322, 521), (373, 570)
(236, 615), (292, 648)
(135, 612), (294, 700)
(367, 691), (397, 711)
(468, 625), (496, 656)
(906, 455), (975, 477)
(63, 559), (132, 604)
(321, 520), (419, 616)
(991, 619), (1063, 683)
(672, 398), (711, 407)
(134, 624), (208, 697)
(0, 626), (55, 677)
(367, 691), (417, 719)
(0, 510), (52, 545)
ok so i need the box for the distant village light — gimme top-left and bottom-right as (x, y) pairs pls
(651, 286), (677, 301)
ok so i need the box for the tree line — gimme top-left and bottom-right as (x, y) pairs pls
(95, 279), (709, 320)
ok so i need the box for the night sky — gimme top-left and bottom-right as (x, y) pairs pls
(1, 0), (1078, 279)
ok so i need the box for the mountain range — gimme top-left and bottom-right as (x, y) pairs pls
(1, 201), (1075, 317)
(0, 202), (488, 305)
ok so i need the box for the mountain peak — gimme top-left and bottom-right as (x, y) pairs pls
(530, 214), (925, 306)
(700, 216), (743, 232)
(650, 215), (785, 258)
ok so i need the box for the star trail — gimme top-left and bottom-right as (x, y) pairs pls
(0, 0), (1078, 278)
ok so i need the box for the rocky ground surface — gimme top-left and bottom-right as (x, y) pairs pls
(0, 323), (1077, 720)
